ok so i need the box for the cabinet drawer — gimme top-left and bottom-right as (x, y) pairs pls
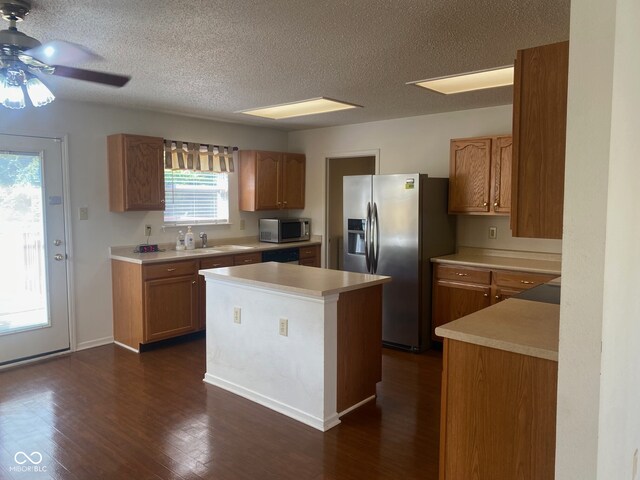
(299, 245), (319, 259)
(234, 252), (262, 266)
(299, 257), (318, 267)
(143, 260), (198, 280)
(436, 265), (491, 285)
(493, 271), (556, 289)
(200, 255), (234, 270)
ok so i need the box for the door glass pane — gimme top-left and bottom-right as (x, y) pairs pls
(0, 152), (49, 335)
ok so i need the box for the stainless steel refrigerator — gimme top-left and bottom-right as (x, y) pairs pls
(343, 174), (455, 351)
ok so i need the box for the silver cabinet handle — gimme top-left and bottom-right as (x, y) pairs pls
(483, 293), (489, 297)
(494, 202), (499, 207)
(456, 273), (469, 277)
(54, 253), (65, 261)
(483, 202), (488, 207)
(167, 268), (176, 272)
(192, 280), (196, 285)
(520, 280), (535, 285)
(495, 295), (501, 299)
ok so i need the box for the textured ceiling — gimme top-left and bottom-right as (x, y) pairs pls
(12, 0), (570, 131)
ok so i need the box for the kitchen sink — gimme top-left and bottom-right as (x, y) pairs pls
(199, 244), (254, 253)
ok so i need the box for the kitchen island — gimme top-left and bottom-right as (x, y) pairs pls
(200, 262), (391, 431)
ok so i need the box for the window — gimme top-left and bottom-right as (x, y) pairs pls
(163, 169), (229, 224)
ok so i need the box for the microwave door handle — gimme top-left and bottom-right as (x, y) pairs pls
(365, 202), (372, 273)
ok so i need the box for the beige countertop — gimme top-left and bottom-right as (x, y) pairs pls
(435, 298), (560, 361)
(110, 236), (322, 264)
(200, 261), (391, 297)
(431, 247), (561, 275)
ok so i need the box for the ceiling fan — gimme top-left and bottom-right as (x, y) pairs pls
(0, 0), (131, 109)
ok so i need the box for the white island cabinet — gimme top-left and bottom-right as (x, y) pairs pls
(200, 262), (390, 431)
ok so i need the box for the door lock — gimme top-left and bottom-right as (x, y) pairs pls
(54, 239), (63, 246)
(54, 253), (65, 261)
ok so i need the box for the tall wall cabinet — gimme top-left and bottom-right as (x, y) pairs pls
(511, 41), (569, 238)
(238, 150), (306, 211)
(107, 134), (165, 212)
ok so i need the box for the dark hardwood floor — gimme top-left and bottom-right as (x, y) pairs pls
(0, 340), (443, 479)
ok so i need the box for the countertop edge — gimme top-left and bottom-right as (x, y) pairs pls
(431, 256), (561, 275)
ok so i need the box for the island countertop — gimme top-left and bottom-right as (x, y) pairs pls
(435, 298), (560, 361)
(200, 261), (391, 297)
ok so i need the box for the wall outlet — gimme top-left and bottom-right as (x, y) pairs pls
(240, 219), (246, 230)
(145, 224), (152, 237)
(233, 307), (241, 324)
(279, 318), (288, 336)
(489, 226), (497, 240)
(78, 206), (89, 221)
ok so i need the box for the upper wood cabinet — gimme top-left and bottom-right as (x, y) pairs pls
(108, 134), (165, 212)
(448, 135), (512, 215)
(511, 41), (569, 239)
(238, 150), (305, 211)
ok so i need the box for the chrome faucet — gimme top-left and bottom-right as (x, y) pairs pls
(199, 232), (208, 248)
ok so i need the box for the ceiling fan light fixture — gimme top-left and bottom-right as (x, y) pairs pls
(407, 66), (514, 95)
(0, 71), (25, 109)
(26, 75), (54, 107)
(238, 97), (361, 120)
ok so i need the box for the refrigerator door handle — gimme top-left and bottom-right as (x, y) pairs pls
(365, 202), (372, 273)
(372, 202), (380, 273)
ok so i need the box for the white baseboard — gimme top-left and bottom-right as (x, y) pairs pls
(203, 373), (341, 432)
(75, 336), (114, 351)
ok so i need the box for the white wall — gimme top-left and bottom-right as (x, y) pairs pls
(288, 105), (562, 258)
(558, 0), (640, 478)
(0, 100), (287, 349)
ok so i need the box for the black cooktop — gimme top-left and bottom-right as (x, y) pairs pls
(515, 283), (561, 305)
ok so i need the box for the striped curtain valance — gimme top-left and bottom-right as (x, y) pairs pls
(164, 140), (237, 172)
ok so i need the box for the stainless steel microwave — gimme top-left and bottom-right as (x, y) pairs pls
(259, 218), (311, 243)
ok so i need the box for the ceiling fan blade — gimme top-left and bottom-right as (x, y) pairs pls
(24, 40), (103, 66)
(51, 65), (131, 87)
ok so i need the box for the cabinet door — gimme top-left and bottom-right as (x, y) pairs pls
(492, 136), (512, 214)
(282, 153), (306, 209)
(255, 151), (282, 210)
(144, 275), (198, 342)
(432, 280), (491, 340)
(123, 135), (165, 211)
(511, 41), (569, 238)
(449, 138), (492, 213)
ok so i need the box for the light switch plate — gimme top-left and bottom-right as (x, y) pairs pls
(488, 226), (497, 239)
(79, 206), (88, 220)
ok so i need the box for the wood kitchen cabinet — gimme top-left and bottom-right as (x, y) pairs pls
(238, 150), (306, 211)
(511, 41), (569, 238)
(299, 244), (321, 267)
(432, 264), (557, 340)
(107, 134), (165, 212)
(448, 135), (512, 215)
(440, 339), (557, 479)
(112, 259), (198, 350)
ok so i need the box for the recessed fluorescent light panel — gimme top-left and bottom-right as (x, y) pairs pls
(408, 66), (514, 95)
(238, 97), (361, 120)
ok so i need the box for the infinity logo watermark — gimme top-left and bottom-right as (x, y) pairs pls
(9, 451), (47, 473)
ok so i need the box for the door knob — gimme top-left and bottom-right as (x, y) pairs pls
(54, 253), (65, 261)
(54, 239), (63, 246)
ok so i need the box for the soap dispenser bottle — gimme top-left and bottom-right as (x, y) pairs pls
(176, 230), (186, 250)
(185, 226), (195, 250)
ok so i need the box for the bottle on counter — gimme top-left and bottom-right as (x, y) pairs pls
(185, 226), (195, 250)
(176, 230), (186, 250)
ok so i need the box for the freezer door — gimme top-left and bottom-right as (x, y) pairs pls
(373, 174), (421, 348)
(343, 175), (372, 274)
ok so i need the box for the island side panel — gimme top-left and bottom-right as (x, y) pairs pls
(440, 339), (558, 480)
(203, 279), (339, 431)
(336, 284), (383, 413)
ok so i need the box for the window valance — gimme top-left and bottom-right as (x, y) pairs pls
(164, 140), (237, 172)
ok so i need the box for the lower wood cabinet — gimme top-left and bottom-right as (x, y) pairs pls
(439, 339), (557, 479)
(113, 244), (322, 350)
(432, 264), (557, 341)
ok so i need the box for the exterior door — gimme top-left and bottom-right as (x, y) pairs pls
(0, 134), (70, 366)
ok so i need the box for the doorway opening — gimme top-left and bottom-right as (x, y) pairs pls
(326, 155), (376, 270)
